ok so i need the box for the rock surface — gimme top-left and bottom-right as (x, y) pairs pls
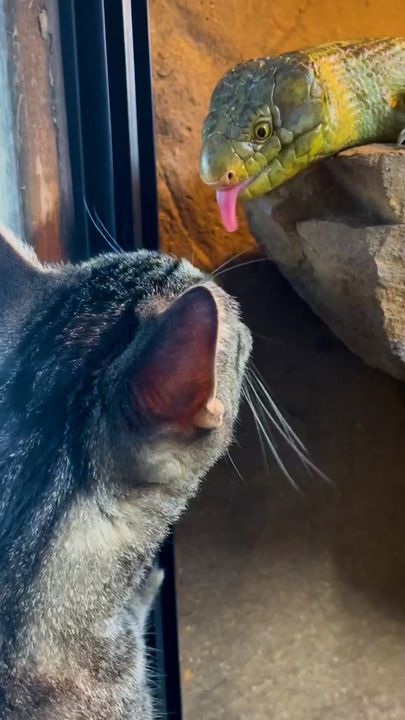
(246, 145), (405, 380)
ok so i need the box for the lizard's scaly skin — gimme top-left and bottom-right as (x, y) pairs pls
(199, 38), (405, 227)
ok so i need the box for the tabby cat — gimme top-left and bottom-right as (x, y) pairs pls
(0, 228), (251, 719)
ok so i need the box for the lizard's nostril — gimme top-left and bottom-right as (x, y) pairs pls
(227, 171), (235, 182)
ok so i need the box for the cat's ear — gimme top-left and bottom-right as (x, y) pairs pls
(0, 226), (44, 314)
(132, 286), (224, 430)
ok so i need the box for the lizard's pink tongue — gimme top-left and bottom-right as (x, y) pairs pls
(216, 187), (240, 232)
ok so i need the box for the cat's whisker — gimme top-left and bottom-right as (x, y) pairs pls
(242, 385), (269, 472)
(244, 383), (302, 493)
(84, 199), (124, 255)
(208, 249), (250, 280)
(213, 256), (270, 279)
(246, 371), (306, 462)
(84, 200), (117, 253)
(252, 332), (284, 346)
(247, 373), (331, 484)
(245, 380), (279, 456)
(249, 364), (308, 454)
(93, 207), (125, 255)
(247, 367), (332, 484)
(226, 450), (248, 486)
(243, 382), (276, 474)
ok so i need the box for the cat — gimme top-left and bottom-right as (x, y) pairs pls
(0, 227), (252, 719)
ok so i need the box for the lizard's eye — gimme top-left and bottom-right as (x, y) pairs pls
(253, 120), (272, 142)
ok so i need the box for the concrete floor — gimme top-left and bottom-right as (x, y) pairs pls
(175, 260), (405, 720)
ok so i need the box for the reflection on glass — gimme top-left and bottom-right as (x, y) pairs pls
(0, 0), (22, 236)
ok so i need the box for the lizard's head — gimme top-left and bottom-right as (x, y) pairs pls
(199, 55), (326, 231)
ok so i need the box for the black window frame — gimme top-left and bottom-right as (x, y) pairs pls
(58, 2), (182, 717)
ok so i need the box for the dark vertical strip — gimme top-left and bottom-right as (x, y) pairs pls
(58, 0), (89, 261)
(59, 0), (117, 259)
(73, 0), (116, 256)
(104, 0), (135, 252)
(119, 0), (142, 247)
(155, 537), (183, 718)
(130, 0), (159, 250)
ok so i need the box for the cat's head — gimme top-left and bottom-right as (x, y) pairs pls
(0, 228), (251, 546)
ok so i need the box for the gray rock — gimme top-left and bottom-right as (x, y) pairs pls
(245, 144), (405, 380)
(330, 145), (405, 224)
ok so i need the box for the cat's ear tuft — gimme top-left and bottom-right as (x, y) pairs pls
(0, 226), (47, 322)
(132, 286), (223, 429)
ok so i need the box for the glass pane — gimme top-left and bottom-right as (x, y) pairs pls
(0, 0), (22, 237)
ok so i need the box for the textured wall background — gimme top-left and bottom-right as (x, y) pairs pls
(150, 0), (404, 269)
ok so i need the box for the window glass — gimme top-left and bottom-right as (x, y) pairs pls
(0, 0), (22, 236)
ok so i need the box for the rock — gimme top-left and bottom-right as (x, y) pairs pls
(330, 146), (405, 224)
(245, 144), (405, 380)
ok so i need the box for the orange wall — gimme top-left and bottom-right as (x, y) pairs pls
(150, 0), (404, 269)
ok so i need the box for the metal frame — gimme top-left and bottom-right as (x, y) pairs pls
(58, 1), (182, 717)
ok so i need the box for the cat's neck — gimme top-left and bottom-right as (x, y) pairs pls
(0, 485), (187, 673)
(30, 487), (186, 624)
